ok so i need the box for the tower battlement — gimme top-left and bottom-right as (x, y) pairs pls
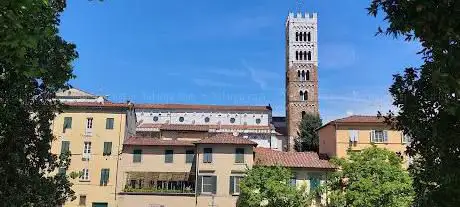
(288, 12), (317, 20)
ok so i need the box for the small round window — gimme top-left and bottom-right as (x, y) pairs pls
(153, 116), (159, 122)
(230, 118), (236, 123)
(256, 118), (261, 124)
(179, 117), (184, 122)
(204, 117), (210, 123)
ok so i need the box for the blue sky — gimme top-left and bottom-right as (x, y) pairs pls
(60, 0), (422, 122)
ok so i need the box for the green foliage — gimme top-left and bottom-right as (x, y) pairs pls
(0, 0), (77, 206)
(295, 113), (322, 152)
(368, 1), (460, 206)
(237, 166), (309, 207)
(325, 146), (414, 207)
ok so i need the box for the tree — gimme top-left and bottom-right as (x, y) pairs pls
(325, 146), (414, 207)
(0, 0), (78, 206)
(237, 166), (309, 207)
(295, 113), (322, 152)
(368, 1), (460, 206)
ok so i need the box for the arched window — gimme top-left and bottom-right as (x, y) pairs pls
(299, 91), (304, 100)
(307, 32), (311, 41)
(308, 51), (312, 60)
(295, 51), (299, 60)
(295, 32), (299, 41)
(303, 51), (307, 60)
(297, 70), (300, 78)
(306, 70), (310, 80)
(299, 32), (303, 41)
(301, 111), (306, 118)
(304, 91), (308, 101)
(303, 32), (307, 41)
(301, 70), (305, 81)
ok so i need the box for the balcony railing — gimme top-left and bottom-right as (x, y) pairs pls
(122, 186), (195, 195)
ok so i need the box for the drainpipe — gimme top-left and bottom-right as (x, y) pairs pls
(114, 111), (124, 204)
(195, 144), (199, 207)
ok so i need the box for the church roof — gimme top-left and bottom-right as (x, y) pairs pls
(135, 103), (271, 112)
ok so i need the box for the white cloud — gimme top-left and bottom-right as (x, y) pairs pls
(242, 60), (279, 91)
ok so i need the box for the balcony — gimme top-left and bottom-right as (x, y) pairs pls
(84, 128), (93, 137)
(121, 172), (195, 196)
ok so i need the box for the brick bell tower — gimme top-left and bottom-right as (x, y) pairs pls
(285, 12), (319, 151)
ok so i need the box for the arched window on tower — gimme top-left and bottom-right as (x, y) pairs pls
(301, 111), (306, 118)
(307, 32), (311, 41)
(307, 51), (312, 61)
(301, 70), (305, 81)
(299, 91), (304, 101)
(295, 51), (299, 60)
(299, 32), (303, 41)
(306, 70), (310, 80)
(298, 51), (303, 60)
(303, 51), (307, 60)
(303, 32), (307, 42)
(304, 91), (308, 101)
(295, 32), (299, 41)
(297, 70), (301, 80)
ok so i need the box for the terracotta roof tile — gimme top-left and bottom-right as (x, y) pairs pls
(195, 134), (258, 145)
(63, 102), (129, 108)
(317, 115), (386, 131)
(135, 103), (271, 111)
(254, 148), (335, 169)
(160, 124), (209, 131)
(135, 123), (271, 131)
(124, 137), (195, 146)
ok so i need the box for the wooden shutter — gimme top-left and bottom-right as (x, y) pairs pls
(103, 142), (112, 156)
(61, 141), (70, 154)
(100, 169), (105, 186)
(354, 130), (359, 142)
(370, 130), (375, 143)
(165, 150), (173, 163)
(212, 176), (217, 194)
(186, 150), (194, 163)
(383, 131), (389, 142)
(105, 169), (110, 185)
(133, 149), (142, 163)
(106, 118), (114, 129)
(197, 176), (202, 194)
(235, 148), (244, 163)
(229, 176), (234, 195)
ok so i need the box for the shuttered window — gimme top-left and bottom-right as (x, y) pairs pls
(165, 150), (174, 163)
(63, 117), (72, 132)
(105, 118), (114, 129)
(133, 149), (142, 163)
(203, 148), (212, 163)
(200, 175), (217, 194)
(371, 130), (388, 143)
(100, 168), (110, 186)
(185, 150), (194, 163)
(235, 148), (244, 163)
(60, 141), (70, 155)
(229, 176), (243, 195)
(103, 142), (112, 156)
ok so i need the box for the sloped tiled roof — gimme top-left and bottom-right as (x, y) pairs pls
(195, 134), (258, 145)
(136, 123), (271, 131)
(160, 124), (210, 131)
(63, 102), (128, 108)
(317, 115), (386, 131)
(254, 148), (335, 169)
(135, 103), (271, 111)
(124, 137), (195, 146)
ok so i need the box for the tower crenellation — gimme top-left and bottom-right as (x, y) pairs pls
(285, 10), (319, 151)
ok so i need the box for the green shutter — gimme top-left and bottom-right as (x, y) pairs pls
(235, 148), (244, 163)
(229, 176), (234, 195)
(186, 150), (194, 163)
(106, 118), (114, 129)
(100, 169), (110, 186)
(63, 117), (72, 131)
(103, 142), (112, 156)
(212, 176), (217, 194)
(383, 131), (389, 142)
(133, 149), (142, 163)
(61, 141), (70, 154)
(105, 169), (110, 185)
(197, 176), (202, 194)
(165, 150), (173, 163)
(100, 169), (105, 186)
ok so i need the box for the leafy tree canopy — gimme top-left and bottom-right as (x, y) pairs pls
(295, 113), (322, 152)
(326, 146), (414, 207)
(368, 1), (460, 206)
(237, 166), (309, 207)
(0, 0), (77, 206)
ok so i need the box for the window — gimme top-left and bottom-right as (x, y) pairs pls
(103, 142), (112, 156)
(105, 118), (114, 129)
(310, 175), (320, 192)
(133, 149), (142, 163)
(235, 148), (244, 163)
(100, 168), (110, 186)
(295, 51), (299, 60)
(186, 150), (195, 163)
(80, 168), (89, 180)
(60, 141), (70, 155)
(201, 175), (216, 194)
(297, 70), (300, 79)
(230, 118), (236, 123)
(304, 91), (308, 101)
(306, 70), (310, 80)
(371, 130), (387, 143)
(179, 117), (184, 122)
(165, 150), (174, 163)
(79, 195), (86, 206)
(86, 118), (93, 129)
(230, 176), (243, 195)
(290, 174), (297, 186)
(307, 51), (312, 60)
(205, 117), (210, 123)
(307, 32), (311, 41)
(295, 32), (300, 41)
(303, 51), (307, 60)
(255, 118), (261, 124)
(301, 111), (306, 119)
(349, 130), (359, 142)
(63, 117), (72, 132)
(301, 70), (305, 81)
(402, 134), (412, 143)
(83, 142), (91, 158)
(203, 148), (212, 163)
(153, 116), (159, 122)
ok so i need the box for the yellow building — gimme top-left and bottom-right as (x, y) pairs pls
(318, 115), (410, 163)
(52, 89), (135, 207)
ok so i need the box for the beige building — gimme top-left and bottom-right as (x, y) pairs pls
(52, 89), (135, 207)
(318, 115), (410, 163)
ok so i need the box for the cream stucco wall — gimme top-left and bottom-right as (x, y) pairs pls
(318, 124), (337, 157)
(51, 109), (127, 207)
